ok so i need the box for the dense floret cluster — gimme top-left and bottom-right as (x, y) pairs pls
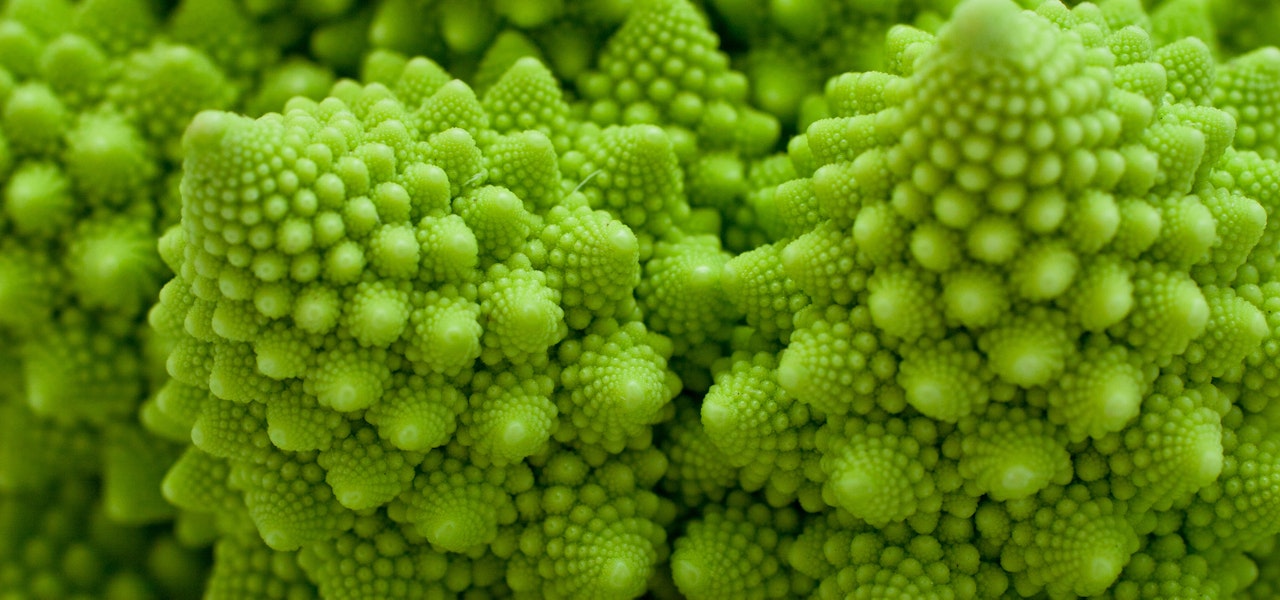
(8, 0), (1280, 598)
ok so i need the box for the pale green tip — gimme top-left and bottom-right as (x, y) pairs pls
(268, 426), (289, 450)
(700, 398), (732, 434)
(1173, 283), (1210, 336)
(1099, 374), (1140, 428)
(1010, 354), (1052, 386)
(636, 124), (670, 153)
(337, 489), (370, 511)
(262, 530), (297, 551)
(601, 557), (643, 594)
(257, 352), (287, 380)
(687, 262), (721, 290)
(206, 371), (228, 400)
(393, 424), (424, 451)
(426, 517), (479, 553)
(671, 558), (706, 595)
(25, 377), (53, 415)
(992, 463), (1041, 500)
(609, 225), (638, 256)
(322, 381), (371, 412)
(775, 351), (806, 397)
(905, 378), (951, 420)
(499, 419), (536, 457)
(1081, 552), (1124, 595)
(942, 0), (1027, 58)
(188, 422), (205, 448)
(183, 110), (232, 155)
(1192, 438), (1224, 484)
(619, 378), (652, 415)
(833, 470), (877, 518)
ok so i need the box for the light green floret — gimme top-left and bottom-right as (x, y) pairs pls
(949, 404), (1071, 501)
(897, 335), (991, 421)
(558, 320), (680, 453)
(189, 396), (272, 464)
(305, 341), (390, 412)
(817, 414), (940, 526)
(1242, 283), (1280, 403)
(782, 221), (863, 306)
(477, 264), (566, 364)
(778, 304), (899, 416)
(1110, 390), (1224, 512)
(252, 322), (315, 380)
(978, 307), (1073, 388)
(1213, 47), (1280, 159)
(4, 161), (74, 236)
(1047, 339), (1150, 441)
(866, 265), (944, 342)
(64, 109), (157, 207)
(485, 131), (563, 212)
(722, 243), (810, 342)
(1154, 36), (1215, 106)
(702, 352), (819, 507)
(671, 492), (804, 600)
(456, 185), (535, 263)
(231, 447), (356, 552)
(291, 285), (343, 335)
(1182, 285), (1268, 383)
(1001, 486), (1139, 598)
(1185, 415), (1280, 551)
(23, 311), (142, 425)
(2, 81), (68, 157)
(297, 511), (499, 600)
(1195, 184), (1269, 284)
(1066, 256), (1135, 331)
(1117, 262), (1210, 361)
(637, 234), (738, 348)
(66, 216), (165, 314)
(418, 79), (489, 137)
(0, 242), (59, 330)
(941, 266), (1010, 329)
(425, 127), (488, 198)
(461, 367), (557, 465)
(209, 340), (283, 403)
(481, 56), (571, 144)
(404, 288), (482, 376)
(109, 43), (236, 158)
(540, 202), (640, 325)
(152, 380), (207, 437)
(416, 214), (480, 283)
(102, 423), (181, 524)
(161, 447), (237, 516)
(316, 423), (420, 511)
(659, 404), (738, 504)
(263, 383), (345, 453)
(507, 454), (672, 600)
(395, 451), (529, 553)
(571, 124), (690, 238)
(365, 374), (465, 454)
(1105, 532), (1251, 599)
(341, 280), (412, 347)
(366, 223), (419, 279)
(203, 527), (316, 600)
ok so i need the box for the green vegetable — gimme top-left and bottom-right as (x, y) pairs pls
(7, 0), (1280, 598)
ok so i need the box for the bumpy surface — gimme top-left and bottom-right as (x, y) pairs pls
(10, 0), (1280, 598)
(154, 51), (687, 598)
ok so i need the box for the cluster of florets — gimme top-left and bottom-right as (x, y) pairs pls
(151, 48), (696, 598)
(661, 0), (1280, 597)
(11, 0), (1280, 598)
